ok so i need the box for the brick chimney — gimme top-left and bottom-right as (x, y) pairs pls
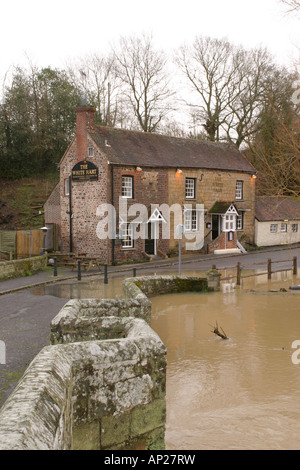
(76, 105), (96, 161)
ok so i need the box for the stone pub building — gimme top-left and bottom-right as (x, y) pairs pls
(45, 105), (256, 264)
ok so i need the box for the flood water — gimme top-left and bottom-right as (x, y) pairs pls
(151, 272), (300, 450)
(31, 268), (300, 449)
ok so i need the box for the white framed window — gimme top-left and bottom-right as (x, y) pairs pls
(236, 213), (244, 231)
(223, 214), (236, 232)
(184, 209), (199, 232)
(120, 223), (134, 249)
(185, 178), (196, 199)
(270, 224), (278, 233)
(292, 224), (298, 233)
(88, 147), (94, 157)
(64, 178), (70, 196)
(121, 176), (133, 199)
(281, 223), (287, 233)
(236, 181), (244, 200)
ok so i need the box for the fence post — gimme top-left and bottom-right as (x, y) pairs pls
(77, 260), (81, 281)
(53, 256), (57, 277)
(104, 263), (108, 284)
(268, 259), (272, 280)
(237, 262), (241, 286)
(133, 267), (137, 277)
(293, 257), (297, 276)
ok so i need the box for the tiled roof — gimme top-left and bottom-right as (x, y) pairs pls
(90, 126), (256, 173)
(255, 196), (300, 222)
(209, 202), (235, 215)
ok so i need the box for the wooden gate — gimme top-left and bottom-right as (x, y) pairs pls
(16, 230), (44, 258)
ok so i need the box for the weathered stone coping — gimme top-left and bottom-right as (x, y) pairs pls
(0, 318), (166, 450)
(0, 275), (211, 450)
(0, 254), (47, 281)
(123, 275), (209, 298)
(50, 298), (152, 344)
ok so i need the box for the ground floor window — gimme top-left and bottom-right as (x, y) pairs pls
(120, 223), (134, 249)
(270, 224), (278, 233)
(184, 209), (199, 232)
(281, 223), (287, 233)
(236, 213), (244, 231)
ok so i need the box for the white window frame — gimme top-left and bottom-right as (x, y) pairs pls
(185, 178), (196, 199)
(88, 147), (94, 157)
(184, 209), (199, 232)
(236, 213), (244, 231)
(281, 223), (287, 233)
(64, 178), (70, 196)
(121, 176), (133, 199)
(223, 214), (236, 232)
(270, 224), (278, 233)
(120, 223), (134, 249)
(236, 181), (244, 200)
(292, 224), (298, 233)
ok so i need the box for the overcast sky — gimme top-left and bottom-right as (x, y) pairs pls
(0, 0), (299, 79)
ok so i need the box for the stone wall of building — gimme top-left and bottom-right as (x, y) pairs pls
(111, 166), (169, 263)
(168, 168), (256, 252)
(59, 136), (110, 259)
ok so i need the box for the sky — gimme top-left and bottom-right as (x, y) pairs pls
(0, 0), (299, 80)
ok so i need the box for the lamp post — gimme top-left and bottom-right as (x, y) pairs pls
(176, 224), (185, 277)
(40, 226), (48, 255)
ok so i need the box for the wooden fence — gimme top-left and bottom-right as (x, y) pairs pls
(0, 230), (44, 259)
(214, 256), (298, 286)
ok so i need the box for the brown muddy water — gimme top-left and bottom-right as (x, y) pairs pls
(151, 271), (300, 450)
(31, 269), (300, 450)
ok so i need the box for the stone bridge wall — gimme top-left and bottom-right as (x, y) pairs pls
(0, 275), (211, 450)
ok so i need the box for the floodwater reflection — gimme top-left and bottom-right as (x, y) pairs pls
(151, 284), (300, 450)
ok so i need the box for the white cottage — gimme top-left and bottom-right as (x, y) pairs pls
(255, 196), (300, 247)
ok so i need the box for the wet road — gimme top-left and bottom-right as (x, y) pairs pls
(0, 245), (300, 407)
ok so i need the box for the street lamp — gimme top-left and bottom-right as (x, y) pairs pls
(40, 226), (48, 254)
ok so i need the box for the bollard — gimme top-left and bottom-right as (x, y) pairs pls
(237, 262), (241, 286)
(268, 259), (272, 280)
(294, 257), (298, 276)
(133, 267), (137, 277)
(77, 260), (81, 281)
(104, 263), (108, 284)
(54, 256), (57, 277)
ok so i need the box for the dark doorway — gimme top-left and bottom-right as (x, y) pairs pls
(212, 215), (220, 240)
(145, 222), (155, 255)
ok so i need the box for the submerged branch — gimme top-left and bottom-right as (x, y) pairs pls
(210, 322), (229, 340)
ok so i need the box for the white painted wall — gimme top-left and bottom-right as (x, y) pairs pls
(255, 219), (300, 247)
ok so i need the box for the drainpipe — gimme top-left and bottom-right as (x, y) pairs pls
(68, 175), (73, 253)
(111, 164), (115, 265)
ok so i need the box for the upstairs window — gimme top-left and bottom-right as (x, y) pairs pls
(236, 181), (244, 200)
(121, 176), (134, 199)
(64, 178), (70, 196)
(88, 147), (94, 157)
(185, 178), (196, 199)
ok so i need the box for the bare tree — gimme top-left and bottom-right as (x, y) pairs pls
(66, 52), (120, 127)
(112, 33), (175, 132)
(175, 36), (274, 147)
(175, 37), (239, 142)
(281, 0), (300, 12)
